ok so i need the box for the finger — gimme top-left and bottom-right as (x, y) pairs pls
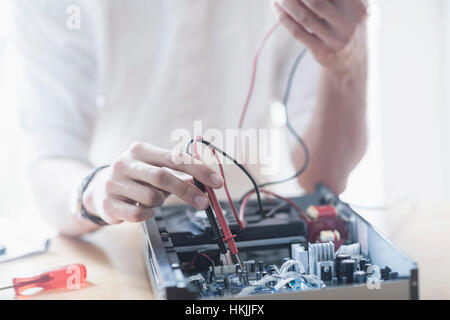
(96, 198), (122, 224)
(128, 142), (224, 189)
(301, 0), (348, 30)
(277, 0), (342, 49)
(181, 175), (195, 186)
(105, 179), (166, 208)
(274, 2), (329, 54)
(127, 162), (210, 210)
(103, 198), (155, 223)
(340, 0), (368, 23)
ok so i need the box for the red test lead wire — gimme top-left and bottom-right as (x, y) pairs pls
(193, 137), (241, 258)
(238, 22), (279, 129)
(210, 149), (245, 230)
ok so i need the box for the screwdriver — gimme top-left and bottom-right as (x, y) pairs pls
(0, 264), (87, 295)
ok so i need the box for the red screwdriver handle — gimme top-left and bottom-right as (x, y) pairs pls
(13, 264), (87, 295)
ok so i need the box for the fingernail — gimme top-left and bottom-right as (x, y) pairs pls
(210, 173), (223, 188)
(195, 196), (209, 209)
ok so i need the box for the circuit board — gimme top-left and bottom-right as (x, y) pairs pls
(185, 241), (398, 298)
(143, 185), (418, 299)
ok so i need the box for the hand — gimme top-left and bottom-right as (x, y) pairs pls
(273, 0), (368, 73)
(82, 142), (223, 224)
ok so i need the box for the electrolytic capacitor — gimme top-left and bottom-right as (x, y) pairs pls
(223, 276), (230, 289)
(341, 259), (357, 284)
(353, 271), (366, 284)
(381, 266), (392, 280)
(258, 261), (264, 272)
(359, 258), (369, 271)
(250, 261), (256, 273)
(335, 254), (350, 279)
(364, 263), (373, 273)
(206, 270), (214, 283)
(217, 287), (224, 296)
(256, 271), (262, 281)
(242, 272), (249, 285)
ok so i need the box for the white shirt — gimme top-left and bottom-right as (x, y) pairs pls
(13, 0), (320, 200)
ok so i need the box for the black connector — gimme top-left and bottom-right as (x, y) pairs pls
(193, 178), (227, 254)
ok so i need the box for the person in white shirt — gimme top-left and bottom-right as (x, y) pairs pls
(14, 0), (368, 236)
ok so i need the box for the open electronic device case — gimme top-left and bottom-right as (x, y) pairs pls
(142, 185), (418, 300)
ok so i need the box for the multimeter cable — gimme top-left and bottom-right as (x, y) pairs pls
(240, 48), (309, 202)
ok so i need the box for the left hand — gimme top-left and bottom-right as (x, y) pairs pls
(273, 0), (368, 74)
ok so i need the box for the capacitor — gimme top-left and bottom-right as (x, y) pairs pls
(250, 261), (256, 273)
(258, 261), (264, 272)
(242, 272), (249, 285)
(206, 270), (214, 283)
(320, 265), (332, 282)
(340, 259), (357, 284)
(256, 271), (262, 281)
(262, 271), (268, 278)
(364, 263), (373, 273)
(217, 287), (224, 296)
(335, 254), (350, 279)
(359, 258), (369, 271)
(223, 276), (230, 289)
(381, 266), (392, 281)
(353, 271), (366, 284)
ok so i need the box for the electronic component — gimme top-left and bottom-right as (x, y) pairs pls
(335, 253), (350, 281)
(308, 242), (335, 278)
(291, 243), (309, 274)
(336, 243), (361, 259)
(143, 185), (419, 299)
(319, 230), (341, 242)
(340, 259), (357, 284)
(359, 258), (369, 271)
(306, 205), (338, 220)
(353, 271), (366, 284)
(320, 264), (333, 283)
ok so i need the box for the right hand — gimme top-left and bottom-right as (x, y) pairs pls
(82, 142), (224, 224)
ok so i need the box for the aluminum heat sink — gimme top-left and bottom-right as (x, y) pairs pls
(308, 242), (335, 277)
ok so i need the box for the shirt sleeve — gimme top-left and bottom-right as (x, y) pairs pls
(13, 0), (102, 167)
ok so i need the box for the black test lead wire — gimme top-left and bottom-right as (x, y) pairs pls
(186, 138), (264, 215)
(240, 48), (310, 202)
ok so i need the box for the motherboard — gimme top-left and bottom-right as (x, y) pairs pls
(146, 185), (409, 299)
